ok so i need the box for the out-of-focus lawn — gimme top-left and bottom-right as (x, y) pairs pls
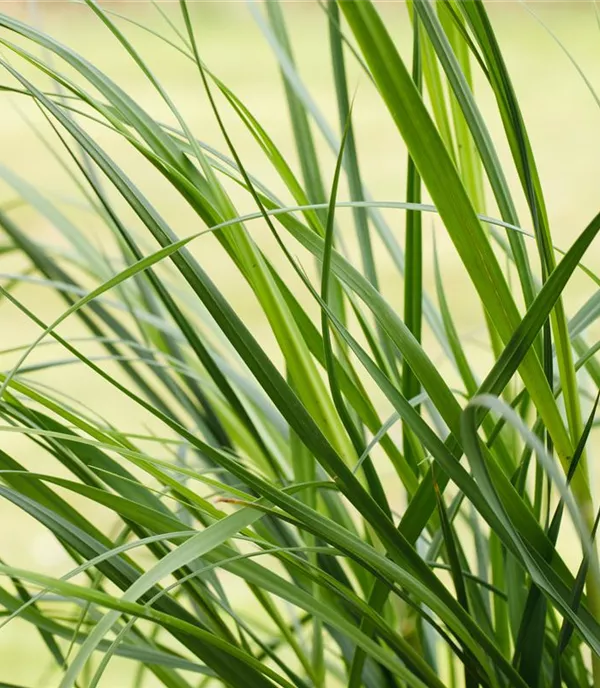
(0, 1), (599, 684)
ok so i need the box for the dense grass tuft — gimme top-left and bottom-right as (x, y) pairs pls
(0, 1), (598, 687)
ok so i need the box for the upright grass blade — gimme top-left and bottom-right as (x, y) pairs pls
(327, 1), (377, 287)
(320, 111), (392, 520)
(432, 472), (478, 688)
(326, 0), (399, 379)
(402, 16), (424, 476)
(262, 1), (327, 226)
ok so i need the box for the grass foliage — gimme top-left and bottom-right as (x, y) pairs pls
(0, 1), (599, 686)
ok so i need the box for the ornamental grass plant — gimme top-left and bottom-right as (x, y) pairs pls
(0, 1), (599, 687)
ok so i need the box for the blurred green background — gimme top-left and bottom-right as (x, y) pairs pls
(0, 1), (599, 684)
